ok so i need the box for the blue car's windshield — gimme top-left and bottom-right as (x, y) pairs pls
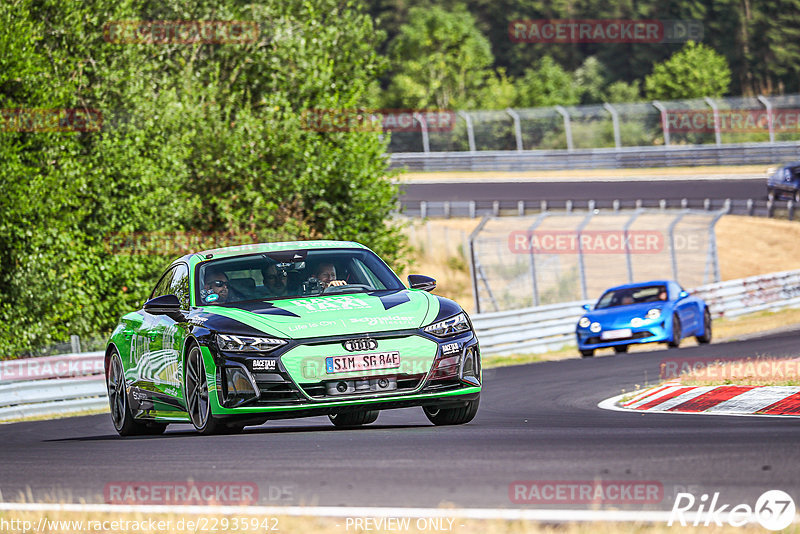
(595, 285), (668, 309)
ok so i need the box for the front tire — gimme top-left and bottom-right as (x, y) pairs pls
(423, 398), (479, 426)
(107, 350), (167, 436)
(328, 410), (379, 427)
(696, 308), (712, 344)
(613, 345), (629, 354)
(668, 314), (682, 348)
(580, 349), (594, 358)
(185, 344), (225, 435)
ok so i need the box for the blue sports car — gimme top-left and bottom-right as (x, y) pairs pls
(575, 280), (711, 357)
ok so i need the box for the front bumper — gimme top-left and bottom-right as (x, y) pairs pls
(203, 330), (481, 416)
(576, 319), (669, 349)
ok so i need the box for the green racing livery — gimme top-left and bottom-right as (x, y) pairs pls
(105, 240), (481, 435)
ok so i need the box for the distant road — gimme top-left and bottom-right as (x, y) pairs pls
(400, 179), (766, 203)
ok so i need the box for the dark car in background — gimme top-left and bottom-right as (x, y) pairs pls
(767, 161), (800, 202)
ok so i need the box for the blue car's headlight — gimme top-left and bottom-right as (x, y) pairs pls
(589, 322), (601, 333)
(424, 312), (471, 337)
(216, 334), (287, 352)
(578, 317), (591, 328)
(646, 308), (661, 320)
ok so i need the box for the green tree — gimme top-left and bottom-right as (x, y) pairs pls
(644, 41), (731, 100)
(514, 56), (581, 108)
(382, 4), (495, 109)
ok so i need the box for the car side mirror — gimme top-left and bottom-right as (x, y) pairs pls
(678, 291), (689, 299)
(582, 304), (592, 311)
(144, 294), (185, 321)
(408, 274), (436, 292)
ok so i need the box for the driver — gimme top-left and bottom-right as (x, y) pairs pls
(314, 262), (347, 289)
(203, 268), (229, 304)
(263, 264), (289, 297)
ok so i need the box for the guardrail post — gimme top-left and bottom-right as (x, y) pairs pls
(506, 108), (524, 151)
(635, 199), (642, 209)
(704, 97), (722, 146)
(566, 200), (573, 213)
(412, 112), (431, 153)
(458, 111), (476, 152)
(613, 199), (620, 212)
(540, 200), (548, 212)
(681, 198), (688, 209)
(747, 198), (754, 216)
(757, 95), (776, 144)
(517, 200), (525, 216)
(492, 200), (500, 216)
(469, 200), (476, 219)
(767, 199), (775, 218)
(659, 199), (667, 211)
(588, 199), (596, 211)
(652, 101), (670, 146)
(704, 198), (711, 211)
(420, 201), (427, 219)
(554, 105), (574, 151)
(724, 198), (731, 213)
(444, 201), (451, 219)
(603, 103), (622, 150)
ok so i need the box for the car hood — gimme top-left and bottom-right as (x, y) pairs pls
(198, 290), (440, 339)
(586, 302), (665, 321)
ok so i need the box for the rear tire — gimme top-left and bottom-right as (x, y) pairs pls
(580, 349), (594, 358)
(613, 345), (629, 354)
(423, 398), (479, 426)
(696, 308), (712, 344)
(329, 410), (380, 427)
(668, 314), (682, 348)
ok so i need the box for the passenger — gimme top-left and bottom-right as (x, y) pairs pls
(264, 264), (289, 297)
(203, 268), (229, 304)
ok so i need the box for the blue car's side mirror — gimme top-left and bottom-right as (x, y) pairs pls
(582, 304), (592, 311)
(678, 291), (689, 299)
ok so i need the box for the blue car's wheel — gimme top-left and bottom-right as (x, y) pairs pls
(580, 349), (594, 358)
(696, 308), (712, 344)
(613, 345), (629, 354)
(668, 314), (681, 348)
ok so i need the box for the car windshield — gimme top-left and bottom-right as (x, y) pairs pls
(595, 285), (668, 309)
(195, 248), (404, 305)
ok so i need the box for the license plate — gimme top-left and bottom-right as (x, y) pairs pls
(325, 351), (400, 374)
(601, 329), (632, 340)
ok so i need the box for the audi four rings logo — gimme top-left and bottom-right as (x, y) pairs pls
(343, 338), (378, 352)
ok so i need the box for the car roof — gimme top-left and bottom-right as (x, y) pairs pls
(603, 280), (673, 292)
(170, 240), (369, 265)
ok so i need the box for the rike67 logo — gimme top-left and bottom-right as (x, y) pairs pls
(669, 490), (795, 530)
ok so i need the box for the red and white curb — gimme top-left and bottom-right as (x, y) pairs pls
(599, 379), (800, 417)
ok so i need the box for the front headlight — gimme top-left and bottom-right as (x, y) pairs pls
(590, 322), (601, 333)
(424, 312), (471, 337)
(578, 317), (591, 328)
(216, 334), (287, 352)
(646, 308), (662, 320)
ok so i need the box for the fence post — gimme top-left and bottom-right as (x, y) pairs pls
(554, 105), (574, 151)
(70, 335), (81, 354)
(668, 211), (689, 281)
(603, 103), (622, 150)
(703, 97), (722, 146)
(527, 212), (550, 307)
(623, 208), (645, 283)
(576, 212), (595, 300)
(458, 111), (477, 152)
(652, 101), (670, 146)
(413, 112), (430, 153)
(467, 216), (491, 314)
(506, 108), (524, 151)
(757, 95), (776, 144)
(469, 200), (476, 219)
(517, 200), (525, 216)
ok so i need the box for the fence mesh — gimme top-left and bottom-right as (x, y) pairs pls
(469, 209), (724, 313)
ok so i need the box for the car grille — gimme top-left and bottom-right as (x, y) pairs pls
(253, 372), (305, 404)
(299, 373), (425, 399)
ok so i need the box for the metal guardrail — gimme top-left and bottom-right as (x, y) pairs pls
(473, 268), (800, 355)
(3, 269), (800, 419)
(389, 142), (800, 172)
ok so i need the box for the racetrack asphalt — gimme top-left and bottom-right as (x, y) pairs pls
(2, 328), (799, 510)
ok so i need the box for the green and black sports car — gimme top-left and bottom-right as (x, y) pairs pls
(105, 241), (481, 435)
